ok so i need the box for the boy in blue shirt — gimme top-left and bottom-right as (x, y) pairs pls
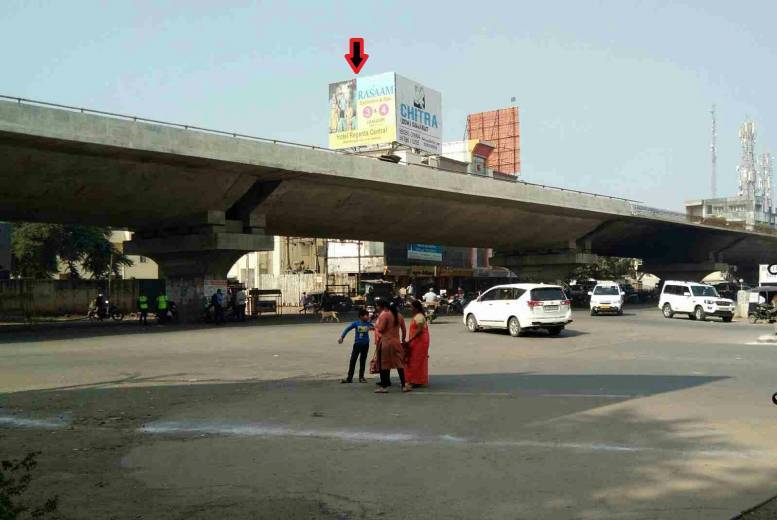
(338, 308), (374, 383)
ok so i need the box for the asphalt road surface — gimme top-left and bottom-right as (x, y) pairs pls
(2, 306), (777, 519)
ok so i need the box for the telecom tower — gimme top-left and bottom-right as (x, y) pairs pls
(710, 105), (717, 198)
(737, 121), (757, 199)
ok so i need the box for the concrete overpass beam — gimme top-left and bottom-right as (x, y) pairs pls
(641, 262), (730, 283)
(125, 230), (273, 321)
(492, 250), (598, 283)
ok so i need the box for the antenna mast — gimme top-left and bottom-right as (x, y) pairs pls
(710, 104), (717, 198)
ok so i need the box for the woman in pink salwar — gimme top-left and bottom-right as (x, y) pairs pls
(373, 300), (408, 393)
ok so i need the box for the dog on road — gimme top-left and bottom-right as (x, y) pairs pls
(318, 310), (340, 323)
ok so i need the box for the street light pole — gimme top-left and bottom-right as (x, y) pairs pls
(357, 240), (362, 295)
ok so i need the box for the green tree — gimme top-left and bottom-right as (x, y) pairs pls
(571, 256), (636, 281)
(11, 223), (132, 279)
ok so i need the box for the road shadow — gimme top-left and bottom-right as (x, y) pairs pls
(480, 328), (589, 338)
(3, 371), (773, 519)
(426, 372), (727, 397)
(0, 312), (368, 344)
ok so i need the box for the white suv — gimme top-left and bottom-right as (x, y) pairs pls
(463, 283), (573, 337)
(589, 282), (623, 316)
(658, 281), (735, 322)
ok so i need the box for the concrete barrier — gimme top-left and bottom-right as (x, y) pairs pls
(736, 290), (750, 319)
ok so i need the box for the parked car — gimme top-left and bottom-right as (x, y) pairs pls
(569, 279), (597, 305)
(589, 282), (623, 316)
(619, 283), (639, 303)
(658, 281), (735, 322)
(303, 291), (353, 313)
(707, 281), (740, 301)
(463, 283), (573, 337)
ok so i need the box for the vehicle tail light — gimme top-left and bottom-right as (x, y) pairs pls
(528, 300), (542, 308)
(561, 299), (571, 305)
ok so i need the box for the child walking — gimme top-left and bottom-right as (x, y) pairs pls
(337, 308), (374, 383)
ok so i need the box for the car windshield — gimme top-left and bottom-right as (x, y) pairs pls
(691, 286), (719, 297)
(530, 287), (566, 301)
(594, 286), (620, 295)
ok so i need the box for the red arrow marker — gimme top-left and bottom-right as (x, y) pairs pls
(344, 37), (369, 74)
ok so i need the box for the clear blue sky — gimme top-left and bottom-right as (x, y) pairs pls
(3, 0), (776, 210)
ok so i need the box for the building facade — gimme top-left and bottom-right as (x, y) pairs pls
(685, 196), (776, 229)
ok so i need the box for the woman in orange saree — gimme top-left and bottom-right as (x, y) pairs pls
(404, 300), (429, 388)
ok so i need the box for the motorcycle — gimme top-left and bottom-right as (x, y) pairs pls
(446, 295), (465, 315)
(748, 303), (777, 324)
(157, 301), (178, 324)
(87, 300), (124, 321)
(424, 302), (439, 323)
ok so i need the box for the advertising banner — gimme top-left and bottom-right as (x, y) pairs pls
(395, 74), (442, 154)
(203, 279), (228, 301)
(328, 72), (441, 153)
(759, 264), (777, 285)
(328, 72), (396, 149)
(407, 244), (443, 262)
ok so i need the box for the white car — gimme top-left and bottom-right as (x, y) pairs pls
(658, 280), (735, 322)
(589, 282), (623, 316)
(463, 283), (573, 337)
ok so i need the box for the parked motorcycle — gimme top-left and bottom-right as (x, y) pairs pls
(157, 301), (179, 324)
(748, 303), (777, 324)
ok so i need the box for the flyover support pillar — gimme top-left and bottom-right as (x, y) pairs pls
(125, 216), (273, 322)
(491, 250), (598, 283)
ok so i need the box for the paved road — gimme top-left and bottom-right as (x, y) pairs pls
(2, 307), (777, 519)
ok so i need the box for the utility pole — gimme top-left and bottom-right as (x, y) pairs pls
(323, 239), (329, 289)
(711, 104), (717, 198)
(357, 240), (362, 295)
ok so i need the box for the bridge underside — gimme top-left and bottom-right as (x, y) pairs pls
(1, 131), (772, 262)
(2, 100), (777, 314)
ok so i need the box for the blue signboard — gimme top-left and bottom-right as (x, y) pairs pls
(407, 244), (442, 262)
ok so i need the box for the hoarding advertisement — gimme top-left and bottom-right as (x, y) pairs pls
(759, 264), (777, 285)
(395, 74), (442, 154)
(328, 72), (441, 153)
(407, 243), (443, 262)
(328, 72), (396, 149)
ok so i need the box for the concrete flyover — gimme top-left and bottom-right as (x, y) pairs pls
(1, 97), (776, 314)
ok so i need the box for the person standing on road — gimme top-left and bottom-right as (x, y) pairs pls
(235, 288), (247, 322)
(403, 300), (430, 388)
(156, 292), (169, 323)
(299, 292), (307, 314)
(338, 308), (374, 384)
(373, 299), (408, 393)
(321, 290), (332, 312)
(137, 293), (149, 326)
(212, 289), (225, 324)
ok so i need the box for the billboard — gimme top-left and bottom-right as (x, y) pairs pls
(759, 264), (777, 285)
(329, 72), (395, 150)
(395, 74), (442, 154)
(328, 72), (441, 154)
(467, 107), (520, 176)
(407, 244), (443, 262)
